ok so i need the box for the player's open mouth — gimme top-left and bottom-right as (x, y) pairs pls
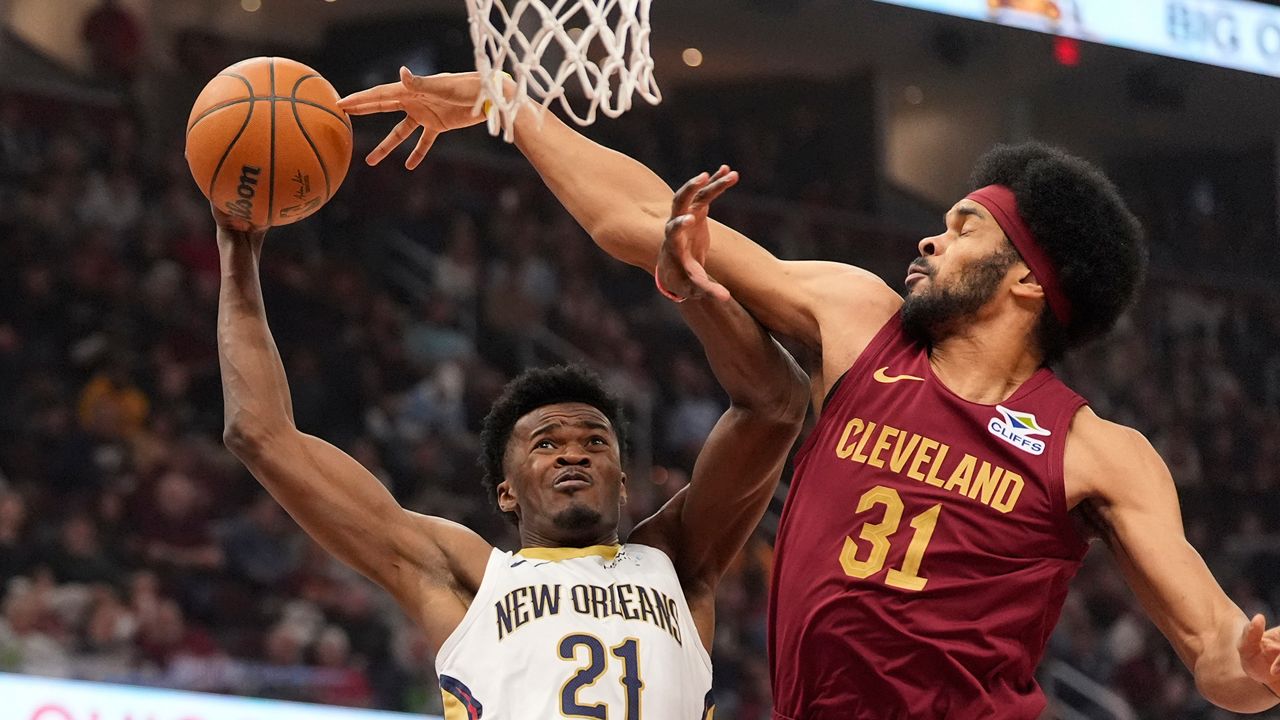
(554, 470), (593, 490)
(905, 260), (931, 287)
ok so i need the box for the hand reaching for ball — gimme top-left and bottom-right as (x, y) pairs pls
(339, 68), (492, 170)
(211, 205), (267, 253)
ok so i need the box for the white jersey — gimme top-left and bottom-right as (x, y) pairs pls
(435, 543), (714, 719)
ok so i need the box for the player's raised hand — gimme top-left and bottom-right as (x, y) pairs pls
(338, 68), (489, 170)
(211, 205), (267, 250)
(656, 165), (738, 303)
(1238, 614), (1280, 698)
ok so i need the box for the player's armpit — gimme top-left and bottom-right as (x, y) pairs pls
(1068, 412), (1277, 712)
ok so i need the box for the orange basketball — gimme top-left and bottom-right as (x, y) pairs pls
(185, 57), (352, 228)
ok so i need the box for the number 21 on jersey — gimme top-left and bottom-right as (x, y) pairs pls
(559, 634), (643, 719)
(839, 485), (942, 591)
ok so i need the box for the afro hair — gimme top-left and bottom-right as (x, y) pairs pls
(478, 365), (628, 524)
(971, 143), (1147, 364)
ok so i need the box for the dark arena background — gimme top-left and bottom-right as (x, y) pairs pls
(4, 0), (1280, 718)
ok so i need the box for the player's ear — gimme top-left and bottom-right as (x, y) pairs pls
(1010, 262), (1045, 302)
(618, 473), (628, 506)
(497, 478), (519, 514)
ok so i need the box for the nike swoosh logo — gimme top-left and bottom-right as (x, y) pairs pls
(874, 367), (925, 384)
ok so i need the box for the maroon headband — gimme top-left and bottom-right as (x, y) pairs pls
(965, 184), (1072, 327)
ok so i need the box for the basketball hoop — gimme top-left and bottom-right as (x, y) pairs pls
(465, 0), (662, 141)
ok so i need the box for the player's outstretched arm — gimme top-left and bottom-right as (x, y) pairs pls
(1070, 410), (1280, 713)
(628, 174), (809, 651)
(338, 71), (901, 389)
(214, 209), (491, 649)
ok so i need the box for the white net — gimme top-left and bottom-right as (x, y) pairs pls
(466, 0), (662, 141)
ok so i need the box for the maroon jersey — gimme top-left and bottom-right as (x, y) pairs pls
(769, 314), (1089, 719)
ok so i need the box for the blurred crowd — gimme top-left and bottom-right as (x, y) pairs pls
(1051, 285), (1280, 720)
(1, 12), (1280, 720)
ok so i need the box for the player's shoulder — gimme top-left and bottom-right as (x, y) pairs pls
(785, 261), (902, 381)
(1067, 408), (1158, 462)
(401, 511), (495, 593)
(1065, 407), (1171, 502)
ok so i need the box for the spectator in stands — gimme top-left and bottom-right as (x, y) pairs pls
(259, 622), (311, 703)
(0, 492), (31, 581)
(0, 582), (69, 677)
(41, 514), (123, 587)
(219, 493), (304, 589)
(78, 361), (149, 441)
(135, 598), (218, 669)
(73, 589), (136, 681)
(81, 0), (144, 87)
(312, 625), (374, 708)
(130, 471), (224, 620)
(663, 352), (724, 469)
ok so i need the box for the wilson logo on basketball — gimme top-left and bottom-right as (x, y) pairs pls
(988, 405), (1051, 456)
(225, 165), (261, 221)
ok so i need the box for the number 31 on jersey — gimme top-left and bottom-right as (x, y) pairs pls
(839, 485), (942, 591)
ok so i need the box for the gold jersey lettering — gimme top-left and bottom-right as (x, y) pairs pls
(924, 443), (950, 487)
(829, 416), (1028, 515)
(835, 418), (865, 459)
(866, 425), (899, 469)
(967, 461), (1005, 505)
(991, 471), (1025, 513)
(943, 454), (977, 495)
(851, 421), (877, 463)
(907, 437), (939, 482)
(889, 432), (922, 473)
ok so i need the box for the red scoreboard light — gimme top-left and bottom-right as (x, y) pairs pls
(1054, 36), (1081, 66)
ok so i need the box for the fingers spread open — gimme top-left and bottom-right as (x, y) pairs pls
(672, 172), (710, 216)
(693, 170), (740, 208)
(366, 117), (419, 166)
(406, 128), (439, 170)
(338, 82), (404, 113)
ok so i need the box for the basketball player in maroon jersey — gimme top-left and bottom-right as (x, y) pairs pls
(341, 71), (1280, 717)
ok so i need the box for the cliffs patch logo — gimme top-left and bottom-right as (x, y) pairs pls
(989, 405), (1050, 455)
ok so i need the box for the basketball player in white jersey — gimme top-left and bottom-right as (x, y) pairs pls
(213, 189), (807, 717)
